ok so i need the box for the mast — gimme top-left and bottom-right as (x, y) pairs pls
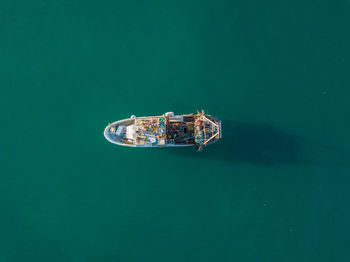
(194, 111), (221, 150)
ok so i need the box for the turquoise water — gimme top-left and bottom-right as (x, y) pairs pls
(1, 1), (350, 261)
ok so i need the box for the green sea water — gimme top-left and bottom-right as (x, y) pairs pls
(1, 1), (350, 261)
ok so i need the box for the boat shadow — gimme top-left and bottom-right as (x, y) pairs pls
(169, 120), (350, 166)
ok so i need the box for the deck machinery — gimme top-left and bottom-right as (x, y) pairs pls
(104, 110), (222, 151)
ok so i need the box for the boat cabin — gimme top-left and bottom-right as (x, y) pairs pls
(104, 111), (221, 150)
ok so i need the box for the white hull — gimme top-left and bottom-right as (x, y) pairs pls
(104, 112), (221, 149)
(104, 117), (194, 148)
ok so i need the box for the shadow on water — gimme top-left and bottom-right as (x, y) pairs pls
(170, 120), (350, 166)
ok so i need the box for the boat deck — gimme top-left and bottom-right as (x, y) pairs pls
(134, 117), (167, 146)
(104, 111), (221, 149)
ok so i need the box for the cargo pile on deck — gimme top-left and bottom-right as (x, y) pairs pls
(104, 110), (221, 151)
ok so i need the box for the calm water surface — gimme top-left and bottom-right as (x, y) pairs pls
(1, 1), (350, 261)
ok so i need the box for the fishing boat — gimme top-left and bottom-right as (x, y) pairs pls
(104, 110), (222, 151)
